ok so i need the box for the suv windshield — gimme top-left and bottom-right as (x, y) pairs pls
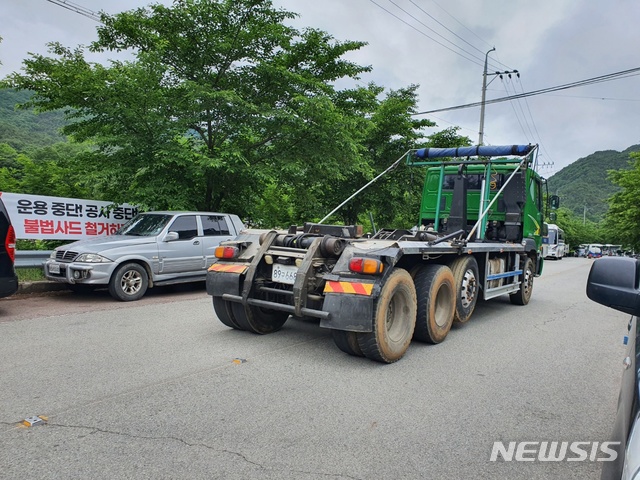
(117, 214), (172, 236)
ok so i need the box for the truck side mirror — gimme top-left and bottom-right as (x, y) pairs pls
(549, 195), (560, 209)
(548, 212), (557, 222)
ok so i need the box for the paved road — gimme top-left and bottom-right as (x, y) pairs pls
(0, 259), (628, 479)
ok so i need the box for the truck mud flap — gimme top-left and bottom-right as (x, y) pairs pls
(206, 268), (244, 297)
(320, 293), (374, 332)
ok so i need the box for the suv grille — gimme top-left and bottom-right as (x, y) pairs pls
(55, 250), (79, 262)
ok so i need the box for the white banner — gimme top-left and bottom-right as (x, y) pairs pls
(0, 192), (139, 240)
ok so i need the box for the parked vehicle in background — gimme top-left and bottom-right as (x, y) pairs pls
(602, 244), (623, 256)
(587, 256), (640, 480)
(0, 195), (19, 298)
(587, 244), (603, 258)
(543, 223), (566, 260)
(44, 211), (245, 301)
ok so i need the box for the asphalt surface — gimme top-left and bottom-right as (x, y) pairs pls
(0, 258), (628, 479)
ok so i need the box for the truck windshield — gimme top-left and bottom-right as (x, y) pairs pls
(117, 214), (172, 236)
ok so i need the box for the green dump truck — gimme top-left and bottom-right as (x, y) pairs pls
(206, 144), (557, 363)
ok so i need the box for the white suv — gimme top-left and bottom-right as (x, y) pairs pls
(44, 211), (245, 301)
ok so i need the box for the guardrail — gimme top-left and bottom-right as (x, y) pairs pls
(15, 251), (52, 269)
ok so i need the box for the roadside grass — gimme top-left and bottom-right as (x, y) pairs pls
(17, 268), (46, 282)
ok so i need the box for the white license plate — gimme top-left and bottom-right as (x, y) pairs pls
(272, 264), (297, 285)
(48, 263), (60, 274)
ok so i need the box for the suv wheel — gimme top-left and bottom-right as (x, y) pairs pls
(109, 263), (148, 301)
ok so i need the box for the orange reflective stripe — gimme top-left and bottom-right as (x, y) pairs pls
(324, 281), (373, 296)
(208, 263), (248, 274)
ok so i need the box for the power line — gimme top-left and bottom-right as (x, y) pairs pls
(544, 93), (640, 102)
(386, 0), (484, 61)
(368, 0), (489, 68)
(500, 77), (532, 142)
(407, 0), (511, 72)
(413, 67), (640, 115)
(45, 0), (103, 23)
(428, 0), (494, 51)
(514, 76), (556, 167)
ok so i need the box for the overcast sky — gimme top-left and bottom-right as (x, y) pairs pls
(1, 0), (639, 176)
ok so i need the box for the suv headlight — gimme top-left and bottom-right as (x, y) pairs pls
(75, 253), (112, 263)
(49, 251), (57, 259)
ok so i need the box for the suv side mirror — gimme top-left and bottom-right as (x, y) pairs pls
(163, 231), (179, 242)
(587, 257), (640, 316)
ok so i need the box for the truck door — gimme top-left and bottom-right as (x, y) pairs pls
(200, 214), (235, 268)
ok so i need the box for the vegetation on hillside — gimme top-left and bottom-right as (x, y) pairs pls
(0, 89), (67, 150)
(547, 145), (640, 222)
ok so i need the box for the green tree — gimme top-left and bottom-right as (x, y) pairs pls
(553, 207), (606, 251)
(605, 151), (640, 250)
(3, 0), (372, 217)
(0, 142), (92, 198)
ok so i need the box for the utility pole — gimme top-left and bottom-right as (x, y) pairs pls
(478, 47), (495, 146)
(478, 48), (519, 146)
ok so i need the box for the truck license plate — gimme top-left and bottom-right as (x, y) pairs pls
(48, 263), (60, 274)
(272, 264), (297, 285)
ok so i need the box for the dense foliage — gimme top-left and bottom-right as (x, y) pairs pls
(604, 152), (640, 250)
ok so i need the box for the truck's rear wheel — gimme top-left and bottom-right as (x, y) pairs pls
(510, 257), (534, 305)
(332, 330), (364, 357)
(357, 268), (416, 363)
(449, 256), (479, 324)
(212, 297), (243, 330)
(413, 264), (455, 344)
(231, 302), (288, 334)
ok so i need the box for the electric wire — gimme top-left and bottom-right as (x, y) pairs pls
(500, 77), (532, 142)
(45, 0), (103, 22)
(382, 0), (502, 69)
(367, 0), (486, 68)
(407, 0), (510, 71)
(514, 76), (556, 168)
(427, 0), (494, 51)
(413, 67), (640, 115)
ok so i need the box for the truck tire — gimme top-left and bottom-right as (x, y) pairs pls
(212, 297), (243, 330)
(230, 302), (288, 334)
(108, 263), (148, 301)
(449, 256), (479, 324)
(510, 257), (534, 305)
(413, 264), (455, 344)
(357, 268), (416, 363)
(332, 330), (364, 357)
